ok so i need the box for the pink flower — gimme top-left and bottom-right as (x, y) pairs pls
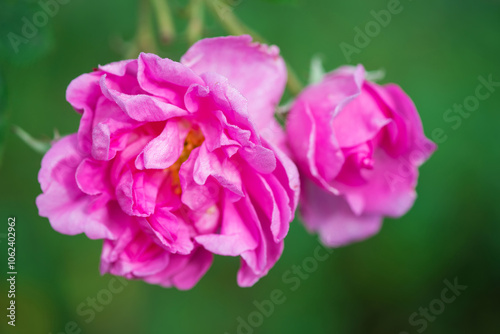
(286, 65), (435, 247)
(36, 35), (299, 289)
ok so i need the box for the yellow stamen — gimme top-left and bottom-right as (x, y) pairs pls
(166, 128), (204, 195)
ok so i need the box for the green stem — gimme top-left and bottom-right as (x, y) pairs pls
(151, 0), (176, 44)
(285, 62), (303, 96)
(127, 0), (157, 58)
(205, 0), (263, 40)
(186, 0), (205, 45)
(205, 0), (303, 95)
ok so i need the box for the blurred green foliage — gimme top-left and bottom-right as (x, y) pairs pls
(0, 0), (499, 333)
(0, 1), (55, 65)
(0, 71), (7, 166)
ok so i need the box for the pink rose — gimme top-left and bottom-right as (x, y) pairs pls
(286, 65), (435, 247)
(36, 35), (299, 289)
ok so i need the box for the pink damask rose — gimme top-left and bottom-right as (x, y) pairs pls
(36, 35), (299, 289)
(286, 65), (435, 247)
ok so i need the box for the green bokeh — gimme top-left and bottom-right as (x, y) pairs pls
(0, 0), (499, 333)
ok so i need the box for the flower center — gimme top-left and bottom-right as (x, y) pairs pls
(167, 128), (204, 195)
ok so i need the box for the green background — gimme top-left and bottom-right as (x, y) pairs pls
(1, 0), (499, 333)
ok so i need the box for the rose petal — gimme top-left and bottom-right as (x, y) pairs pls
(181, 35), (287, 131)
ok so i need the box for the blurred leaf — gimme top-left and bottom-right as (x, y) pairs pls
(365, 68), (386, 82)
(308, 54), (325, 85)
(0, 72), (7, 167)
(276, 98), (294, 116)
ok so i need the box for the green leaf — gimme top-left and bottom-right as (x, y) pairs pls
(12, 125), (51, 154)
(308, 54), (325, 85)
(365, 68), (386, 82)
